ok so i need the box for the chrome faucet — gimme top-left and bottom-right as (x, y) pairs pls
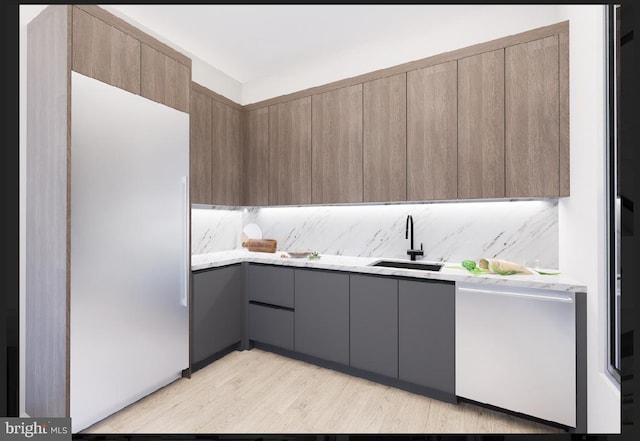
(405, 215), (424, 261)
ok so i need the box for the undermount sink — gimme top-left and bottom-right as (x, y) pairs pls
(369, 260), (444, 272)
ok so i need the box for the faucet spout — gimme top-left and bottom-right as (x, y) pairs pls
(405, 214), (423, 261)
(405, 215), (414, 250)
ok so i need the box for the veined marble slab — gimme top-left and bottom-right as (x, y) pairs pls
(243, 199), (558, 268)
(192, 249), (587, 293)
(191, 208), (243, 254)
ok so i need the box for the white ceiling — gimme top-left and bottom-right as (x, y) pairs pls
(105, 4), (474, 84)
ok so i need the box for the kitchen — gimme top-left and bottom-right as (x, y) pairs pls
(18, 3), (625, 436)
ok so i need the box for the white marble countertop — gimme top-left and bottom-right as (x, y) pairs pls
(192, 249), (588, 293)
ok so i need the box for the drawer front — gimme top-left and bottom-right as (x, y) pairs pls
(248, 303), (294, 351)
(248, 264), (295, 308)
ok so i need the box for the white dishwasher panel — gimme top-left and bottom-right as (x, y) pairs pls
(455, 283), (576, 427)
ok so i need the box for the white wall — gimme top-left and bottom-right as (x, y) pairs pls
(557, 5), (621, 433)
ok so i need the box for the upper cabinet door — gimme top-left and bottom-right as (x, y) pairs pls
(407, 61), (458, 201)
(559, 32), (570, 197)
(458, 49), (505, 199)
(190, 88), (212, 205)
(505, 35), (560, 198)
(211, 101), (241, 206)
(141, 44), (190, 113)
(363, 73), (407, 203)
(312, 85), (364, 204)
(269, 97), (312, 206)
(72, 7), (141, 95)
(243, 107), (270, 206)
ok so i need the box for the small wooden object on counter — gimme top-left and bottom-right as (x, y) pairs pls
(242, 239), (277, 253)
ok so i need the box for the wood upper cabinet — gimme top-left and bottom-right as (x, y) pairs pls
(211, 100), (241, 205)
(242, 107), (270, 206)
(407, 61), (458, 201)
(141, 44), (190, 113)
(505, 35), (561, 197)
(269, 97), (312, 205)
(457, 49), (505, 199)
(190, 88), (212, 204)
(312, 85), (363, 204)
(363, 73), (407, 202)
(559, 32), (570, 197)
(72, 6), (141, 95)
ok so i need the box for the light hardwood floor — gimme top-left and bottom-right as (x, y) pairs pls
(82, 348), (566, 434)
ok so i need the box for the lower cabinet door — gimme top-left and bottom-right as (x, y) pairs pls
(294, 269), (349, 365)
(192, 264), (244, 365)
(350, 274), (398, 378)
(398, 279), (455, 394)
(248, 303), (294, 351)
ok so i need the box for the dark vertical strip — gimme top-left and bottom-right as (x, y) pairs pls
(396, 279), (400, 379)
(347, 274), (351, 366)
(3, 0), (19, 416)
(242, 262), (250, 350)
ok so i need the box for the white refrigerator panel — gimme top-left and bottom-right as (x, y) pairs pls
(455, 283), (576, 427)
(70, 72), (189, 432)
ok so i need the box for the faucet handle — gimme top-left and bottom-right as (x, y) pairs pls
(420, 243), (423, 250)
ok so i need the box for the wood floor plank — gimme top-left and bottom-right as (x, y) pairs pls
(81, 348), (566, 434)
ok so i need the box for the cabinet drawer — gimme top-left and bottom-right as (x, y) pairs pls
(248, 303), (294, 351)
(248, 264), (294, 308)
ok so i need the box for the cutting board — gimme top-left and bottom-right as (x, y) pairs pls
(242, 239), (277, 253)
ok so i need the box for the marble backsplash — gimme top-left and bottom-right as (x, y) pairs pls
(191, 207), (244, 254)
(192, 199), (559, 269)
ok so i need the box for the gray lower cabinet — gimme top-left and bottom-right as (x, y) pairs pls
(192, 264), (244, 366)
(398, 279), (455, 395)
(349, 274), (399, 378)
(248, 303), (294, 351)
(294, 269), (350, 365)
(246, 264), (295, 350)
(248, 264), (294, 308)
